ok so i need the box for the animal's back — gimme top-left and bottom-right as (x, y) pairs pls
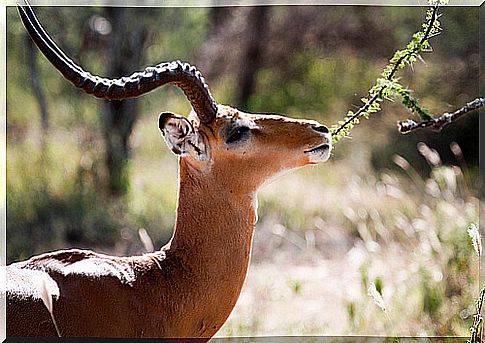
(6, 249), (148, 337)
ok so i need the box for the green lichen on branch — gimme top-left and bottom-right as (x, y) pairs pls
(330, 0), (448, 144)
(399, 97), (484, 133)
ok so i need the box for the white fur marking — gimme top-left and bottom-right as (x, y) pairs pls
(235, 118), (259, 130)
(6, 266), (60, 300)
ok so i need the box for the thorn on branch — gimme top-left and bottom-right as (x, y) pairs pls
(332, 3), (441, 142)
(398, 97), (484, 134)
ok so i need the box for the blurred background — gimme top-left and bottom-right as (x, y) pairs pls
(6, 4), (480, 337)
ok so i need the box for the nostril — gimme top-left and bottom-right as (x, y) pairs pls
(312, 124), (329, 134)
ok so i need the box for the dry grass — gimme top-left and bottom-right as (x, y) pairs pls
(213, 143), (479, 337)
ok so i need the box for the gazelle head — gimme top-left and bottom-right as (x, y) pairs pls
(160, 106), (331, 192)
(19, 4), (331, 193)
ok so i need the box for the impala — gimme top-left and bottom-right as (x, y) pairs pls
(7, 4), (332, 338)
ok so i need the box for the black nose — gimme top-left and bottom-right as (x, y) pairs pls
(312, 124), (329, 134)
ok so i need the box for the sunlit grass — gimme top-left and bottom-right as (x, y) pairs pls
(216, 147), (478, 336)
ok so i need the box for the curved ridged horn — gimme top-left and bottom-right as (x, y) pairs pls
(17, 2), (218, 123)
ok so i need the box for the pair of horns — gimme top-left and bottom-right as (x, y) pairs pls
(17, 2), (218, 124)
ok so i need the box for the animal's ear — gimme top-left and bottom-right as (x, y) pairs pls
(158, 112), (208, 161)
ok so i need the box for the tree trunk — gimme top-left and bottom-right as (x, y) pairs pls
(236, 7), (269, 109)
(26, 35), (49, 135)
(101, 8), (147, 196)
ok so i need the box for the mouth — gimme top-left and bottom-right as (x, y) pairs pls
(305, 143), (332, 163)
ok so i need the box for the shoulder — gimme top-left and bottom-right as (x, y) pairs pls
(9, 249), (137, 286)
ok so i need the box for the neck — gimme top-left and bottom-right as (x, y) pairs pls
(160, 159), (258, 336)
(171, 159), (257, 252)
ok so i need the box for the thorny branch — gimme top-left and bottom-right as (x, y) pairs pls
(332, 5), (440, 138)
(468, 285), (485, 343)
(398, 97), (484, 133)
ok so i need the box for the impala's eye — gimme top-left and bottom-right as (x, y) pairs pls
(227, 127), (250, 144)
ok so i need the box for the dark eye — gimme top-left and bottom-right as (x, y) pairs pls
(227, 127), (250, 144)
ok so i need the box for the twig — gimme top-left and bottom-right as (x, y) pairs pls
(469, 285), (485, 343)
(398, 97), (484, 134)
(333, 4), (440, 138)
(468, 223), (483, 343)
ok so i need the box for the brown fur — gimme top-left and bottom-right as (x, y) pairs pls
(6, 105), (331, 338)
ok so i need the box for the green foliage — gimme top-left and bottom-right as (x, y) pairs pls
(249, 49), (377, 118)
(347, 301), (356, 324)
(7, 129), (176, 261)
(374, 276), (384, 295)
(7, 146), (120, 259)
(330, 1), (448, 144)
(288, 279), (303, 295)
(421, 269), (443, 316)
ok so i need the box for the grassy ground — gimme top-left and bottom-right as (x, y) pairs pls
(217, 162), (479, 336)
